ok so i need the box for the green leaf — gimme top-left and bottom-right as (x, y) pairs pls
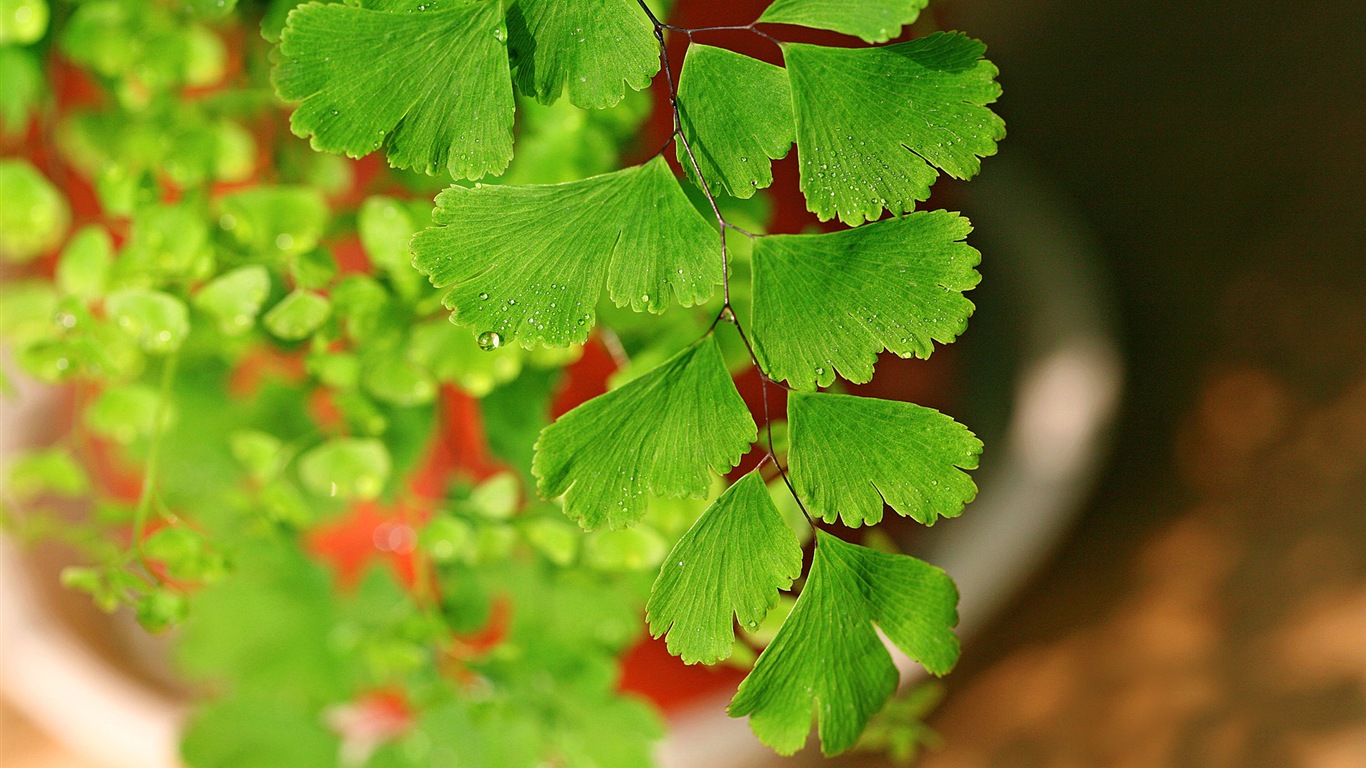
(297, 437), (390, 501)
(759, 0), (927, 44)
(784, 32), (1004, 224)
(55, 226), (114, 299)
(262, 289), (330, 341)
(676, 44), (794, 199)
(0, 159), (69, 263)
(729, 531), (959, 756)
(193, 265), (271, 336)
(361, 353), (437, 406)
(412, 155), (720, 348)
(751, 210), (980, 389)
(274, 0), (514, 179)
(181, 692), (340, 768)
(218, 186), (328, 258)
(85, 383), (164, 444)
(356, 195), (417, 273)
(144, 526), (227, 583)
(646, 471), (803, 665)
(505, 0), (659, 109)
(106, 288), (191, 354)
(0, 0), (50, 45)
(787, 392), (980, 527)
(5, 448), (89, 500)
(0, 46), (44, 137)
(533, 335), (755, 531)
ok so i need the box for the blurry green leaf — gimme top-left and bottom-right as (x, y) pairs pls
(0, 47), (43, 136)
(534, 336), (755, 531)
(854, 681), (945, 765)
(144, 526), (227, 583)
(184, 0), (238, 22)
(330, 275), (391, 342)
(505, 0), (658, 109)
(420, 516), (475, 564)
(55, 227), (114, 299)
(646, 471), (803, 664)
(481, 366), (557, 478)
(181, 692), (340, 768)
(759, 0), (927, 43)
(274, 0), (514, 179)
(469, 472), (519, 519)
(184, 24), (226, 87)
(411, 156), (720, 348)
(519, 515), (579, 567)
(751, 211), (980, 390)
(288, 248), (337, 291)
(135, 589), (190, 632)
(676, 45), (793, 198)
(5, 447), (89, 500)
(785, 33), (1004, 224)
(729, 532), (959, 756)
(0, 0), (49, 45)
(0, 280), (56, 343)
(0, 160), (69, 262)
(356, 195), (416, 273)
(361, 354), (437, 407)
(118, 204), (213, 284)
(85, 383), (164, 444)
(194, 266), (271, 336)
(218, 186), (329, 258)
(262, 289), (330, 341)
(106, 288), (191, 354)
(584, 525), (668, 572)
(297, 437), (390, 501)
(213, 120), (257, 183)
(228, 430), (284, 482)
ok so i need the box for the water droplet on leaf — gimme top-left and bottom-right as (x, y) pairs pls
(477, 331), (502, 351)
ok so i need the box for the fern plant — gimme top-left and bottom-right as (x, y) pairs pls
(0, 0), (1002, 764)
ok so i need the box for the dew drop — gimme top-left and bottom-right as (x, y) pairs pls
(477, 331), (503, 351)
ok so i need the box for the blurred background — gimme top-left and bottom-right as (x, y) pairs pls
(4, 0), (1364, 766)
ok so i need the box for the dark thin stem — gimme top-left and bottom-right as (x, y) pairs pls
(659, 21), (782, 47)
(639, 0), (816, 534)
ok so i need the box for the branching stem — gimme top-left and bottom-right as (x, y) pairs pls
(637, 1), (816, 532)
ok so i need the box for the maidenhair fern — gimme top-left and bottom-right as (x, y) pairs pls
(1, 0), (1002, 762)
(276, 0), (1002, 754)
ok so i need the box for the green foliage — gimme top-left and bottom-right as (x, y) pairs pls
(274, 0), (514, 179)
(5, 0), (1004, 763)
(533, 335), (755, 531)
(785, 32), (1004, 224)
(751, 210), (980, 389)
(676, 44), (794, 198)
(506, 0), (659, 109)
(646, 471), (802, 664)
(729, 531), (959, 755)
(411, 155), (719, 348)
(758, 0), (927, 44)
(0, 160), (69, 262)
(788, 392), (981, 526)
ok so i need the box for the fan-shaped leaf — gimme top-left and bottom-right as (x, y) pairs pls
(676, 45), (794, 199)
(785, 32), (1004, 224)
(533, 336), (755, 531)
(788, 392), (980, 526)
(729, 531), (959, 755)
(506, 0), (659, 109)
(646, 471), (803, 664)
(412, 155), (720, 348)
(274, 0), (514, 179)
(751, 210), (979, 390)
